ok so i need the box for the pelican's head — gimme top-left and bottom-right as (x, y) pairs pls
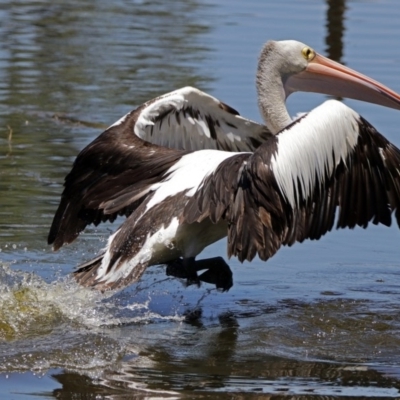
(259, 39), (400, 111)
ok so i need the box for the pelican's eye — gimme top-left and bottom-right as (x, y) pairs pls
(301, 46), (316, 61)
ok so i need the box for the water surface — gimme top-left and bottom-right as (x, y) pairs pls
(1, 0), (400, 398)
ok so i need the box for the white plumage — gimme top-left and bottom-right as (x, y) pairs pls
(145, 150), (239, 212)
(271, 101), (359, 207)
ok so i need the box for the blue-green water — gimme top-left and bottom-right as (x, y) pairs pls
(1, 0), (400, 398)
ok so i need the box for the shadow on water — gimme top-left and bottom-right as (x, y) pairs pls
(2, 0), (400, 398)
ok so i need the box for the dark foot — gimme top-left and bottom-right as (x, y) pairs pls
(166, 257), (233, 291)
(197, 257), (233, 292)
(166, 258), (186, 278)
(166, 257), (200, 287)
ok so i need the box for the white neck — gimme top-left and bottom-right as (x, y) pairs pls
(256, 62), (292, 135)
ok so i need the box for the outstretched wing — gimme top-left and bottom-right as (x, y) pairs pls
(132, 86), (272, 151)
(49, 86), (271, 250)
(48, 113), (186, 250)
(183, 100), (400, 262)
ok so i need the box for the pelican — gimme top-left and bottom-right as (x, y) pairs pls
(49, 40), (400, 291)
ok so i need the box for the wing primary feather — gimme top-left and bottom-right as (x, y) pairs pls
(184, 103), (400, 264)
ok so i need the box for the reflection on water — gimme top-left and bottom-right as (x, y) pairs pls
(325, 0), (346, 63)
(51, 346), (400, 398)
(1, 0), (400, 398)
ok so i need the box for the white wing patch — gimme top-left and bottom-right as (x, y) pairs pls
(271, 100), (360, 207)
(145, 149), (240, 212)
(133, 86), (271, 152)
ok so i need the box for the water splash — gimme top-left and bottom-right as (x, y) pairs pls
(0, 263), (184, 373)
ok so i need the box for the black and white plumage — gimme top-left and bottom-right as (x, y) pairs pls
(48, 87), (271, 251)
(185, 101), (400, 262)
(71, 100), (400, 290)
(48, 40), (400, 291)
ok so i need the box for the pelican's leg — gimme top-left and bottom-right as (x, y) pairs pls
(166, 257), (233, 291)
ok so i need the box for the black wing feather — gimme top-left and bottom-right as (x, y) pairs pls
(48, 109), (186, 250)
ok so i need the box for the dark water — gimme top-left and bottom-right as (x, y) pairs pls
(1, 0), (400, 398)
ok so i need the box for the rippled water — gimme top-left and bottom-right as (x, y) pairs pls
(2, 0), (400, 398)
